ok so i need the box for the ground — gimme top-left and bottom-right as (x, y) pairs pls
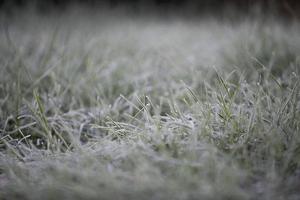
(0, 8), (300, 200)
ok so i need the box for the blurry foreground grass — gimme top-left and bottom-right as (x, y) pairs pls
(0, 9), (300, 200)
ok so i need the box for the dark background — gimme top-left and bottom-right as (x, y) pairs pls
(0, 0), (299, 18)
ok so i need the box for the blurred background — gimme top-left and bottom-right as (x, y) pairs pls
(1, 0), (299, 19)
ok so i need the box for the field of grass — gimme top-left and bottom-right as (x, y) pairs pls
(0, 8), (300, 200)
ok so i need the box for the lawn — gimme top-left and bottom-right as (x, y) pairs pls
(0, 7), (300, 200)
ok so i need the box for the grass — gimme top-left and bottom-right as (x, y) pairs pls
(0, 8), (300, 200)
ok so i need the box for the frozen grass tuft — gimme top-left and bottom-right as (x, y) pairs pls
(0, 10), (300, 200)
